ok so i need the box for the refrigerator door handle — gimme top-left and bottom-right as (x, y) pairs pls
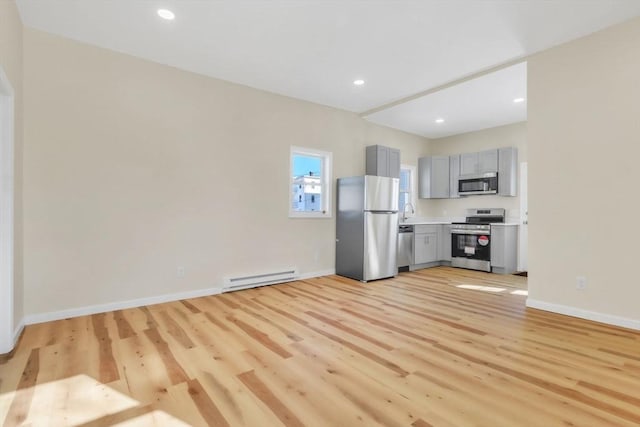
(368, 210), (398, 214)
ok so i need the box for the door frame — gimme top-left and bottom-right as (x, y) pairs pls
(518, 162), (528, 272)
(0, 66), (15, 354)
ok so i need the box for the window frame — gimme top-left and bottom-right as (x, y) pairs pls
(399, 164), (417, 218)
(289, 146), (332, 219)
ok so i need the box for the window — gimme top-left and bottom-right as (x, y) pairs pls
(399, 165), (416, 216)
(290, 146), (332, 218)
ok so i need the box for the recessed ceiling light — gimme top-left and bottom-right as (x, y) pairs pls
(157, 9), (175, 20)
(435, 118), (445, 124)
(353, 79), (365, 86)
(513, 97), (525, 103)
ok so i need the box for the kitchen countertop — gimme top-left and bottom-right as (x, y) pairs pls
(400, 217), (520, 226)
(400, 220), (451, 225)
(400, 216), (463, 225)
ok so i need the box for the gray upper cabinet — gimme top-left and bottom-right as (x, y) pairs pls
(449, 155), (460, 198)
(366, 145), (401, 178)
(460, 149), (499, 175)
(479, 149), (498, 172)
(388, 148), (401, 179)
(460, 152), (479, 175)
(418, 156), (450, 199)
(498, 147), (518, 196)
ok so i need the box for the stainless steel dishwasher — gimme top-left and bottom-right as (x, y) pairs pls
(397, 224), (414, 270)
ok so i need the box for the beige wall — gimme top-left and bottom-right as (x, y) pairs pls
(0, 0), (23, 329)
(423, 122), (527, 219)
(22, 28), (428, 316)
(528, 17), (640, 323)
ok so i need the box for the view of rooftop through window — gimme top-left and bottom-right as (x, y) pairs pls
(292, 155), (322, 178)
(292, 154), (323, 212)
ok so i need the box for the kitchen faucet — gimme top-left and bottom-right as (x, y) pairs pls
(402, 202), (415, 222)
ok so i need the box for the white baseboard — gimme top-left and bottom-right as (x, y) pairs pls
(22, 269), (336, 326)
(0, 319), (24, 354)
(13, 318), (24, 344)
(298, 269), (335, 280)
(24, 286), (223, 326)
(526, 298), (640, 331)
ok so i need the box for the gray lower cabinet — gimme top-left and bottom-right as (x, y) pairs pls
(490, 225), (518, 274)
(413, 225), (439, 265)
(418, 156), (450, 199)
(440, 224), (452, 262)
(366, 145), (401, 178)
(405, 223), (515, 273)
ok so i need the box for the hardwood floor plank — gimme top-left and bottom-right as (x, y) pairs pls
(113, 310), (136, 340)
(259, 299), (410, 377)
(238, 305), (304, 342)
(412, 419), (434, 427)
(2, 349), (39, 427)
(2, 267), (639, 426)
(186, 378), (230, 427)
(203, 310), (232, 332)
(240, 347), (386, 426)
(340, 307), (437, 344)
(157, 310), (196, 350)
(237, 370), (305, 427)
(598, 348), (640, 361)
(305, 310), (394, 351)
(288, 341), (441, 427)
(116, 334), (175, 405)
(72, 404), (155, 427)
(179, 300), (201, 314)
(433, 341), (640, 425)
(91, 314), (120, 384)
(143, 328), (189, 385)
(138, 306), (159, 329)
(226, 316), (292, 359)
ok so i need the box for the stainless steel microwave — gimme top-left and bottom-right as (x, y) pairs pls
(458, 172), (498, 196)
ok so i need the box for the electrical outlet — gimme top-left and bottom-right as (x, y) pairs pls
(177, 266), (186, 278)
(576, 276), (587, 290)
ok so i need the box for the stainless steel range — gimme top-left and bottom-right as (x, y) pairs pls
(451, 208), (505, 272)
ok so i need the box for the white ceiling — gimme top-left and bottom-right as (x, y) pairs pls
(16, 0), (640, 137)
(365, 62), (527, 139)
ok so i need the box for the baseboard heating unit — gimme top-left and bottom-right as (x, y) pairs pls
(223, 267), (299, 292)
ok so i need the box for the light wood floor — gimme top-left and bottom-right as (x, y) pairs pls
(1, 267), (639, 426)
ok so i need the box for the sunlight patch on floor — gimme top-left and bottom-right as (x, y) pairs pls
(15, 374), (138, 425)
(456, 284), (506, 293)
(511, 289), (528, 296)
(114, 410), (191, 426)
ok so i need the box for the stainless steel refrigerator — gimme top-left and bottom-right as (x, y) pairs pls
(336, 175), (399, 282)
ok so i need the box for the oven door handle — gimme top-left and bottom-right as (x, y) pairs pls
(451, 230), (490, 235)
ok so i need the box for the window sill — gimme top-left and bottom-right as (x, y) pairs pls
(289, 211), (332, 219)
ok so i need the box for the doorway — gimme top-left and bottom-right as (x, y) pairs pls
(0, 66), (15, 354)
